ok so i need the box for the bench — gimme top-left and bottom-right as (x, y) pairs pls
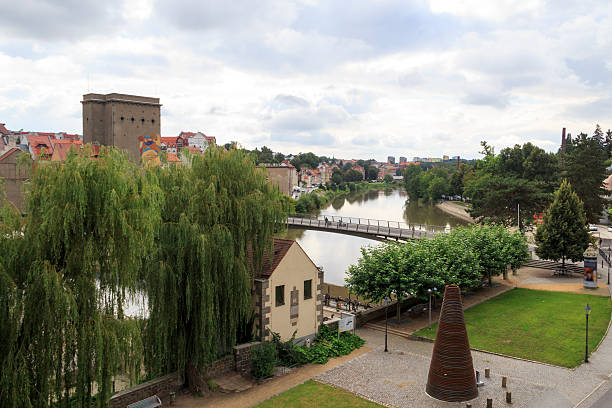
(408, 304), (428, 318)
(127, 395), (162, 408)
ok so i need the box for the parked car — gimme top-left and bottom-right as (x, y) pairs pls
(589, 224), (598, 231)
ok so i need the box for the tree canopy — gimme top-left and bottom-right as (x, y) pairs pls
(0, 146), (290, 407)
(346, 225), (527, 305)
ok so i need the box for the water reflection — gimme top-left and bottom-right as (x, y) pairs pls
(282, 189), (467, 286)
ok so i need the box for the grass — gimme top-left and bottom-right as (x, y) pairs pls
(254, 380), (384, 408)
(414, 288), (611, 368)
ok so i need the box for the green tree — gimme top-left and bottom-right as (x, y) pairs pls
(145, 148), (289, 384)
(384, 174), (393, 183)
(366, 165), (379, 181)
(563, 132), (608, 223)
(535, 179), (591, 268)
(403, 164), (423, 200)
(1, 147), (158, 407)
(427, 176), (449, 201)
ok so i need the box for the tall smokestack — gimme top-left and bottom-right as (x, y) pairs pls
(457, 155), (460, 170)
(561, 128), (566, 153)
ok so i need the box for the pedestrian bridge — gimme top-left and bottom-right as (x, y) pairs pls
(287, 214), (450, 242)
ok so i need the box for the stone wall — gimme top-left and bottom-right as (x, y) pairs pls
(234, 341), (262, 376)
(109, 373), (181, 408)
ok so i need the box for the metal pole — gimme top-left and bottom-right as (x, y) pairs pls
(384, 302), (388, 352)
(585, 312), (589, 363)
(517, 202), (520, 230)
(428, 293), (432, 327)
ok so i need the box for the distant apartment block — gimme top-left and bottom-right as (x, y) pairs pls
(82, 93), (161, 160)
(387, 156), (395, 164)
(399, 156), (407, 163)
(262, 161), (298, 196)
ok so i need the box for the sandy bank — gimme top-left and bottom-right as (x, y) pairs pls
(436, 201), (475, 224)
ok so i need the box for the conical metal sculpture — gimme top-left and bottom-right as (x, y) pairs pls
(426, 285), (478, 402)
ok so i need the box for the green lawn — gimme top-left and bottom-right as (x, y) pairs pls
(255, 380), (383, 408)
(414, 288), (611, 368)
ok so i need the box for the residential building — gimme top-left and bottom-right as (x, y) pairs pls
(0, 148), (31, 210)
(317, 162), (331, 184)
(252, 238), (323, 344)
(387, 156), (395, 164)
(262, 161), (298, 196)
(443, 155), (449, 161)
(82, 93), (161, 160)
(399, 156), (407, 163)
(160, 137), (178, 154)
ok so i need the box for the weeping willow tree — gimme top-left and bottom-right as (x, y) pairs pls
(0, 147), (161, 407)
(144, 147), (289, 384)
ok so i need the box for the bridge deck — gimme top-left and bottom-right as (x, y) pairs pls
(287, 215), (448, 241)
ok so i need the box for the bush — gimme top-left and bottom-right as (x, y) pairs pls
(271, 331), (308, 367)
(251, 342), (278, 380)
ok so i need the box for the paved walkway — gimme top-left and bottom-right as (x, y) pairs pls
(172, 346), (372, 408)
(316, 263), (612, 408)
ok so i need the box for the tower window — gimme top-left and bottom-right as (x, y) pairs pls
(131, 117), (134, 122)
(152, 119), (155, 124)
(120, 116), (124, 121)
(141, 118), (145, 123)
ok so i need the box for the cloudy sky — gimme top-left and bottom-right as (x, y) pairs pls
(1, 0), (611, 160)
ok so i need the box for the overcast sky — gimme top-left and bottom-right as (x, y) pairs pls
(1, 0), (611, 160)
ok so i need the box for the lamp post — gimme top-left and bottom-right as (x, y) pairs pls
(608, 247), (612, 286)
(384, 296), (390, 352)
(585, 304), (591, 363)
(428, 287), (438, 328)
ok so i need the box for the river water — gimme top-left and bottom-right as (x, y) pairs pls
(282, 188), (468, 286)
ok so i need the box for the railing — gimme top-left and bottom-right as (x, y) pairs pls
(287, 214), (450, 239)
(599, 247), (611, 266)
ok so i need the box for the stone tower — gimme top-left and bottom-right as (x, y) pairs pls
(426, 285), (478, 402)
(82, 93), (161, 160)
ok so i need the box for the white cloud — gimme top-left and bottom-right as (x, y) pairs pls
(1, 0), (612, 160)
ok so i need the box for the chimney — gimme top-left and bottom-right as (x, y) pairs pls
(561, 128), (566, 153)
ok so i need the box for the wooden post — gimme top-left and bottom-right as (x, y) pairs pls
(485, 368), (490, 378)
(487, 398), (493, 408)
(506, 392), (512, 403)
(502, 376), (507, 388)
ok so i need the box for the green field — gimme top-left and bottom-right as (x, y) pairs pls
(414, 288), (611, 368)
(255, 380), (383, 408)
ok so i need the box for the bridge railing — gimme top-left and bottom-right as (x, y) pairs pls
(288, 214), (450, 238)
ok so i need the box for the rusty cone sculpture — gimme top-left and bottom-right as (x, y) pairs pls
(426, 285), (478, 402)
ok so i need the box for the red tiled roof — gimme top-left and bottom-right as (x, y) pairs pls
(166, 152), (181, 162)
(28, 135), (54, 160)
(179, 131), (195, 138)
(63, 133), (80, 139)
(54, 139), (83, 145)
(161, 137), (177, 145)
(248, 238), (295, 277)
(51, 143), (80, 161)
(0, 123), (8, 134)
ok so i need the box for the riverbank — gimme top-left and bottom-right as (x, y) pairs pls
(295, 182), (397, 215)
(436, 200), (475, 224)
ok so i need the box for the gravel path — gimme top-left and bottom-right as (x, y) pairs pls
(316, 326), (612, 408)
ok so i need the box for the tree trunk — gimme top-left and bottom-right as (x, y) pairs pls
(396, 298), (401, 323)
(562, 256), (565, 268)
(503, 265), (508, 280)
(488, 271), (492, 287)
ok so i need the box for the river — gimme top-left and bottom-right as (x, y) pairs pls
(282, 188), (468, 286)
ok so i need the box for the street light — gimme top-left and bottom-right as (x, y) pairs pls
(384, 296), (390, 352)
(428, 287), (438, 328)
(585, 304), (591, 363)
(608, 247), (612, 286)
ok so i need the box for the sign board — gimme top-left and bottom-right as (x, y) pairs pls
(584, 256), (598, 289)
(338, 315), (355, 333)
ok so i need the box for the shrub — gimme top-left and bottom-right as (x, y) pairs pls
(271, 331), (308, 367)
(251, 342), (278, 380)
(207, 378), (218, 391)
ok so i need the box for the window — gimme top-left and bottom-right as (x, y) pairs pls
(304, 280), (312, 300)
(152, 119), (155, 124)
(131, 117), (134, 122)
(275, 285), (285, 306)
(120, 116), (124, 121)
